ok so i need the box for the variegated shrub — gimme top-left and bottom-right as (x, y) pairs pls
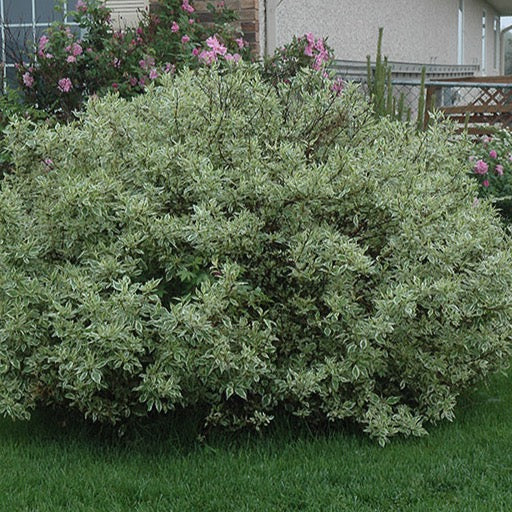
(1, 65), (511, 444)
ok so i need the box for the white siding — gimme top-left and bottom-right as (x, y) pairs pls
(106, 0), (148, 27)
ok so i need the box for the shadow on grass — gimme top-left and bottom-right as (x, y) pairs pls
(1, 369), (510, 458)
(0, 401), (370, 459)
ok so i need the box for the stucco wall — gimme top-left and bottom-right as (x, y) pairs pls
(268, 0), (501, 75)
(463, 0), (500, 74)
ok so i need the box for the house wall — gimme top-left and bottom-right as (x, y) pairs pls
(266, 0), (501, 75)
(463, 0), (501, 74)
(107, 0), (149, 27)
(111, 0), (503, 73)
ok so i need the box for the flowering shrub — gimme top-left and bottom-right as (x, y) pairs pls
(145, 0), (247, 67)
(262, 33), (337, 86)
(1, 66), (511, 444)
(16, 0), (250, 117)
(469, 129), (512, 222)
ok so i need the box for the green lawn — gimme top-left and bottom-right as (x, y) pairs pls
(1, 370), (511, 512)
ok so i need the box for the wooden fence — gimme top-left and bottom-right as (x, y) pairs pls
(424, 76), (512, 134)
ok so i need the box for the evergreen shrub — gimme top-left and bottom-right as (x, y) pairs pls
(1, 66), (512, 444)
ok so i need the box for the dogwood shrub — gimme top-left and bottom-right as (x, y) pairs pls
(1, 66), (512, 444)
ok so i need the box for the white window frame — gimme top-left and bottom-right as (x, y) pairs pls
(494, 16), (499, 70)
(0, 0), (79, 89)
(457, 0), (464, 65)
(481, 9), (487, 74)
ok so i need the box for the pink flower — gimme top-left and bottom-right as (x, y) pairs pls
(112, 82), (119, 90)
(136, 27), (143, 36)
(496, 164), (504, 176)
(483, 179), (490, 187)
(38, 35), (49, 52)
(217, 1), (225, 7)
(139, 56), (154, 70)
(314, 38), (326, 52)
(66, 55), (76, 63)
(71, 42), (83, 56)
(330, 77), (344, 96)
(164, 62), (175, 73)
(181, 34), (190, 44)
(22, 72), (34, 88)
(474, 159), (489, 175)
(171, 21), (179, 33)
(198, 50), (217, 64)
(192, 47), (200, 56)
(489, 149), (498, 159)
(57, 77), (73, 93)
(305, 32), (315, 45)
(235, 37), (246, 49)
(189, 18), (195, 24)
(149, 68), (159, 80)
(75, 0), (87, 12)
(225, 53), (242, 63)
(182, 0), (195, 13)
(129, 77), (138, 86)
(43, 158), (54, 169)
(314, 48), (330, 68)
(206, 35), (227, 55)
(312, 56), (324, 70)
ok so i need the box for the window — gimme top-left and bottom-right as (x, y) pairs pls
(457, 0), (464, 65)
(0, 0), (78, 88)
(494, 16), (499, 70)
(481, 10), (486, 73)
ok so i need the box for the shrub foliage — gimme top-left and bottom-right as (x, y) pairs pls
(1, 66), (512, 444)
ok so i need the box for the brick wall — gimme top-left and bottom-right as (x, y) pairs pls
(149, 0), (260, 54)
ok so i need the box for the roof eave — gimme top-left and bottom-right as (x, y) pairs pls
(488, 0), (512, 16)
